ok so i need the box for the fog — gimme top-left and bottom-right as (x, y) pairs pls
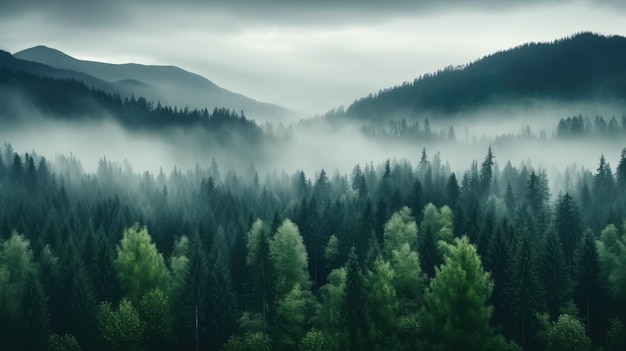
(1, 99), (624, 197)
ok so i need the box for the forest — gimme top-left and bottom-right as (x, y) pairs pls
(1, 141), (626, 351)
(341, 33), (626, 120)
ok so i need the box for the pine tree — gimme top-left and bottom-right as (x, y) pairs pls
(539, 230), (570, 321)
(419, 236), (497, 351)
(485, 225), (512, 330)
(554, 193), (583, 274)
(69, 262), (99, 349)
(20, 269), (50, 351)
(246, 220), (273, 336)
(480, 146), (495, 197)
(507, 229), (544, 350)
(343, 247), (366, 351)
(573, 230), (608, 344)
(178, 235), (209, 348)
(207, 233), (238, 350)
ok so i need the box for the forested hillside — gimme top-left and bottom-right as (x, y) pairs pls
(1, 143), (626, 351)
(0, 67), (262, 138)
(341, 32), (626, 121)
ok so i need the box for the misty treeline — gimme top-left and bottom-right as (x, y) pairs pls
(2, 143), (626, 351)
(0, 67), (293, 143)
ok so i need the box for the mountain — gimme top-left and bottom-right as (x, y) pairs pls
(0, 50), (122, 95)
(0, 63), (265, 143)
(342, 32), (626, 121)
(13, 46), (296, 122)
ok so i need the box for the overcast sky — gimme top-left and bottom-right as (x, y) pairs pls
(1, 0), (625, 114)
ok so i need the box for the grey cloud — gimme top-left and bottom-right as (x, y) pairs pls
(0, 0), (579, 26)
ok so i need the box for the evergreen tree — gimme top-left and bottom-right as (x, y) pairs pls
(554, 193), (583, 274)
(485, 225), (512, 330)
(418, 203), (453, 278)
(447, 172), (461, 207)
(114, 225), (171, 304)
(364, 258), (398, 350)
(573, 230), (608, 344)
(178, 235), (209, 348)
(480, 146), (495, 197)
(270, 219), (310, 298)
(592, 155), (616, 231)
(343, 247), (366, 351)
(273, 283), (316, 351)
(507, 229), (544, 350)
(138, 289), (174, 351)
(246, 220), (273, 336)
(207, 233), (238, 350)
(314, 268), (346, 351)
(419, 236), (497, 351)
(540, 230), (570, 321)
(20, 269), (50, 351)
(597, 223), (626, 316)
(617, 148), (626, 193)
(68, 262), (99, 349)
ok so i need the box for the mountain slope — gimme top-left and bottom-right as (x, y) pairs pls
(343, 32), (626, 120)
(14, 46), (295, 122)
(0, 50), (123, 95)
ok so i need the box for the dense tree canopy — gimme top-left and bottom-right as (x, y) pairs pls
(0, 143), (625, 351)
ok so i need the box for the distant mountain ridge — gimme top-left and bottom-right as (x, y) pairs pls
(13, 46), (295, 122)
(342, 32), (626, 121)
(0, 49), (122, 95)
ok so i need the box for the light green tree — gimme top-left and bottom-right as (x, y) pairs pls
(419, 203), (455, 277)
(597, 222), (626, 304)
(139, 289), (174, 349)
(246, 219), (273, 335)
(324, 235), (339, 262)
(390, 243), (424, 312)
(381, 207), (425, 312)
(270, 219), (310, 297)
(274, 283), (317, 351)
(419, 236), (496, 351)
(365, 258), (399, 350)
(98, 300), (144, 351)
(168, 235), (189, 298)
(222, 332), (271, 351)
(48, 334), (81, 351)
(382, 206), (418, 254)
(299, 329), (328, 351)
(0, 232), (35, 349)
(546, 314), (591, 351)
(0, 231), (34, 284)
(114, 225), (170, 303)
(313, 268), (346, 351)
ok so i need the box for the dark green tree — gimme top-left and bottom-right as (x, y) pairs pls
(20, 269), (50, 351)
(480, 146), (495, 197)
(540, 230), (571, 321)
(485, 224), (512, 330)
(573, 230), (608, 344)
(68, 262), (99, 349)
(507, 229), (544, 350)
(343, 247), (366, 351)
(554, 193), (583, 274)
